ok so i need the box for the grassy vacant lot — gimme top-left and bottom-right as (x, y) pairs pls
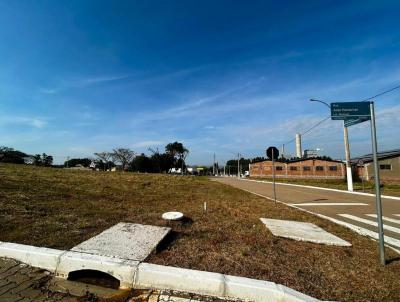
(250, 176), (400, 197)
(1, 164), (399, 301)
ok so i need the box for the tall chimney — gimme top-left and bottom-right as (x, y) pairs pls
(296, 133), (302, 158)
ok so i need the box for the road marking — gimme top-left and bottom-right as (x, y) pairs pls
(239, 178), (400, 200)
(366, 214), (400, 225)
(290, 202), (367, 206)
(235, 187), (400, 253)
(339, 214), (400, 235)
(327, 217), (400, 250)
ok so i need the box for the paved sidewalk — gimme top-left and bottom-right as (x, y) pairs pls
(0, 257), (75, 302)
(0, 257), (241, 302)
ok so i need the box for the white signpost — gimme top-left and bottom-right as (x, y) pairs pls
(331, 101), (385, 265)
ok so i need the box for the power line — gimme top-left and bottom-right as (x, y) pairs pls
(360, 83), (400, 102)
(281, 83), (400, 147)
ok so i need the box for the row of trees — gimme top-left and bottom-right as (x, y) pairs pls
(0, 147), (53, 166)
(90, 142), (189, 173)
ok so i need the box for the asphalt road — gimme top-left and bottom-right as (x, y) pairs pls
(213, 177), (400, 251)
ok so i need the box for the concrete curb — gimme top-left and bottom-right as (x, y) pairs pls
(242, 178), (400, 201)
(136, 263), (225, 297)
(56, 251), (139, 288)
(0, 241), (324, 301)
(0, 241), (64, 272)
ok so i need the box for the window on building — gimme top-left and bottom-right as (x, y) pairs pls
(303, 166), (311, 171)
(290, 166), (298, 171)
(276, 166), (283, 171)
(316, 166), (324, 171)
(380, 164), (392, 170)
(329, 166), (338, 171)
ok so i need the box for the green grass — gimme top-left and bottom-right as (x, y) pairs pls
(1, 163), (400, 301)
(249, 176), (400, 196)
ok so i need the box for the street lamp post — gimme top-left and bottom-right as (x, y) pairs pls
(310, 99), (353, 192)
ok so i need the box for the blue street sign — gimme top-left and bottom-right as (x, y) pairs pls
(344, 116), (371, 127)
(331, 102), (371, 120)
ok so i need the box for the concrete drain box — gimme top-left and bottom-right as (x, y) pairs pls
(71, 222), (171, 261)
(260, 218), (351, 246)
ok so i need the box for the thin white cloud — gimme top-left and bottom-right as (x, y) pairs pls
(39, 74), (133, 94)
(0, 116), (47, 128)
(131, 140), (165, 148)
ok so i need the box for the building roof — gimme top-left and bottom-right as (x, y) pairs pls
(287, 158), (343, 164)
(251, 158), (343, 165)
(351, 149), (400, 164)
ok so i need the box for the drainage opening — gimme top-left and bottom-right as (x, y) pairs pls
(67, 270), (120, 289)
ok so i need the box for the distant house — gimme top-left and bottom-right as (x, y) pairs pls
(168, 167), (182, 174)
(23, 156), (35, 165)
(250, 158), (345, 179)
(352, 149), (400, 181)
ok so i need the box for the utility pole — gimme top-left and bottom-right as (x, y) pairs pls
(343, 123), (354, 191)
(213, 153), (215, 175)
(66, 156), (69, 168)
(237, 153), (240, 178)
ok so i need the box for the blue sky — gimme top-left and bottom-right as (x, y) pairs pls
(1, 0), (400, 165)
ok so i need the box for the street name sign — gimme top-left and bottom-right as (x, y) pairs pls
(331, 102), (371, 120)
(344, 116), (371, 127)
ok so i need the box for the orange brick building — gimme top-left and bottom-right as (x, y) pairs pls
(249, 158), (345, 179)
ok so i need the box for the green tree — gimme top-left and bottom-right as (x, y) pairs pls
(0, 147), (28, 164)
(165, 142), (189, 171)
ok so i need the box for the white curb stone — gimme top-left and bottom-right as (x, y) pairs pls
(56, 251), (139, 288)
(278, 284), (321, 302)
(136, 263), (225, 297)
(0, 241), (63, 272)
(224, 275), (284, 301)
(0, 241), (325, 301)
(224, 275), (321, 302)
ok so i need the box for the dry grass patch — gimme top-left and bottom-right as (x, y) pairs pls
(0, 164), (399, 301)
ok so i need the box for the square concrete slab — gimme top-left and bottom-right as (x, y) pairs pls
(72, 223), (171, 261)
(260, 218), (351, 246)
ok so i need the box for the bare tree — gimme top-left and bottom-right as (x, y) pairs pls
(94, 152), (112, 171)
(112, 148), (135, 171)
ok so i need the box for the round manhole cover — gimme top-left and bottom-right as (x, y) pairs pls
(162, 211), (184, 221)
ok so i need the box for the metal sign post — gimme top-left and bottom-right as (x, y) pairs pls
(272, 149), (276, 204)
(358, 159), (365, 192)
(370, 102), (385, 265)
(331, 101), (385, 265)
(266, 146), (279, 204)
